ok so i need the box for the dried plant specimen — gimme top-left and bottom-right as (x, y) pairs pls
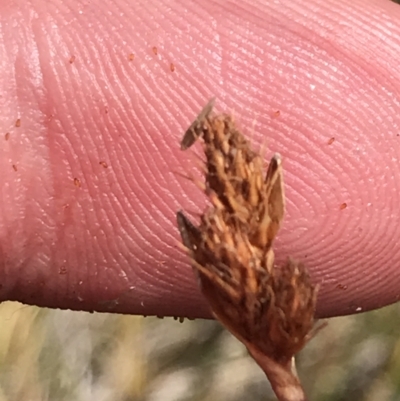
(177, 99), (319, 401)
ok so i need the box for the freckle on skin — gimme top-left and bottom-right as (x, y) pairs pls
(328, 137), (335, 145)
(5, 132), (10, 140)
(170, 62), (175, 72)
(152, 46), (158, 55)
(99, 161), (108, 168)
(128, 53), (134, 61)
(272, 110), (281, 118)
(340, 202), (347, 210)
(15, 119), (21, 127)
(69, 55), (76, 64)
(12, 164), (17, 171)
(74, 177), (81, 188)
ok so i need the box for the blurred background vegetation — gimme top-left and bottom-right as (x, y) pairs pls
(1, 300), (400, 401)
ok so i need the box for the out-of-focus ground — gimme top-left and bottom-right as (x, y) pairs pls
(1, 301), (400, 401)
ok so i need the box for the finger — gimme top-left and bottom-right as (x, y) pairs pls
(1, 0), (400, 319)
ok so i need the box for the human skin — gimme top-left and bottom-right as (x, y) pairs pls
(1, 0), (400, 320)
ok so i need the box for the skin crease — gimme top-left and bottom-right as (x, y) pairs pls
(1, 0), (400, 321)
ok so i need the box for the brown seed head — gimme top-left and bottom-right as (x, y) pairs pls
(177, 99), (318, 401)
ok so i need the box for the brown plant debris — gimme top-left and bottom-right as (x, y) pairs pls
(176, 99), (319, 401)
(73, 177), (81, 188)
